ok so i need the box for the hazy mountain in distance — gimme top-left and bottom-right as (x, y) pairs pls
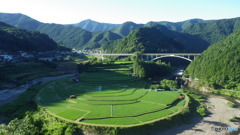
(110, 21), (144, 37)
(72, 19), (119, 32)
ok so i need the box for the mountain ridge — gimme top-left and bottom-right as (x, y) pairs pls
(183, 17), (240, 44)
(0, 21), (58, 52)
(73, 19), (119, 32)
(146, 18), (205, 32)
(1, 12), (240, 52)
(104, 25), (209, 53)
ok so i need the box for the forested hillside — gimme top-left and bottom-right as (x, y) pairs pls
(0, 22), (58, 51)
(183, 17), (240, 44)
(104, 25), (209, 53)
(185, 30), (240, 89)
(83, 31), (122, 49)
(146, 19), (205, 32)
(36, 23), (92, 48)
(0, 13), (94, 49)
(0, 13), (123, 49)
(106, 25), (183, 53)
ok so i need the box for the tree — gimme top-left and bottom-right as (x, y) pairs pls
(132, 53), (171, 78)
(66, 55), (73, 61)
(160, 79), (178, 90)
(77, 62), (90, 73)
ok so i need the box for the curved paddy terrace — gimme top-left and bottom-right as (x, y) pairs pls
(36, 63), (188, 127)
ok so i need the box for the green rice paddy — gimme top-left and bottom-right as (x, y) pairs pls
(37, 63), (188, 127)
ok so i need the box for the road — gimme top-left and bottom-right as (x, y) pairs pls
(0, 74), (74, 106)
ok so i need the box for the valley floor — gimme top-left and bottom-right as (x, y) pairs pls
(154, 95), (240, 135)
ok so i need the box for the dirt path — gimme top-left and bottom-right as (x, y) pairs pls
(154, 96), (240, 135)
(0, 74), (74, 106)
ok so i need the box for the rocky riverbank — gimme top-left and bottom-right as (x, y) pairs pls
(155, 95), (240, 135)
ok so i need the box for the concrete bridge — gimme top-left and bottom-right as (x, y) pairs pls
(86, 53), (201, 62)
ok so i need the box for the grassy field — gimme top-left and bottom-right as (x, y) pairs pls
(37, 62), (187, 126)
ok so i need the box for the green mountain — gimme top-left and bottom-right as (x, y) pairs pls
(110, 21), (144, 37)
(146, 19), (204, 32)
(73, 19), (119, 32)
(0, 22), (58, 51)
(150, 25), (209, 52)
(0, 13), (41, 30)
(106, 25), (183, 53)
(105, 25), (209, 53)
(0, 13), (124, 49)
(36, 23), (92, 48)
(183, 17), (240, 44)
(4, 13), (238, 53)
(185, 30), (240, 89)
(0, 13), (93, 49)
(83, 31), (122, 49)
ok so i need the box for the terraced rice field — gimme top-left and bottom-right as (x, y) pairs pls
(37, 63), (187, 126)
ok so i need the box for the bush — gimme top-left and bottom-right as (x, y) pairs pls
(227, 102), (235, 108)
(66, 55), (73, 61)
(160, 79), (178, 90)
(150, 84), (160, 89)
(229, 116), (237, 122)
(0, 110), (78, 135)
(196, 105), (206, 116)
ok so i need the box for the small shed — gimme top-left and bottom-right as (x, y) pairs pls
(178, 96), (184, 100)
(69, 95), (76, 98)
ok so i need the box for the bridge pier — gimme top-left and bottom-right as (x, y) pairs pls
(146, 55), (150, 61)
(101, 55), (104, 61)
(151, 55), (154, 61)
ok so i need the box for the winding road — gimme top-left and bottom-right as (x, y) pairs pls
(0, 74), (74, 106)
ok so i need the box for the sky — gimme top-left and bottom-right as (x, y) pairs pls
(0, 0), (240, 24)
